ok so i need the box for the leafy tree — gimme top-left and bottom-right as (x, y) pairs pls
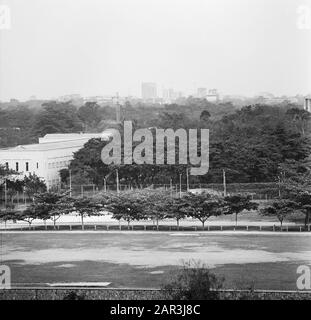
(17, 206), (48, 229)
(32, 102), (83, 136)
(30, 192), (71, 228)
(70, 197), (102, 230)
(224, 195), (258, 226)
(260, 199), (296, 227)
(1, 179), (24, 203)
(105, 191), (146, 227)
(69, 138), (111, 186)
(164, 197), (188, 229)
(77, 102), (102, 130)
(293, 192), (311, 227)
(0, 106), (37, 148)
(156, 112), (193, 130)
(286, 108), (310, 136)
(200, 110), (211, 122)
(0, 209), (17, 228)
(0, 166), (20, 203)
(23, 174), (47, 200)
(138, 189), (171, 230)
(0, 164), (16, 179)
(181, 193), (224, 229)
(59, 168), (70, 185)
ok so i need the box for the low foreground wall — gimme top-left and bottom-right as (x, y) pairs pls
(1, 288), (311, 300)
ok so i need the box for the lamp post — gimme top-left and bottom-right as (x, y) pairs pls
(223, 169), (227, 197)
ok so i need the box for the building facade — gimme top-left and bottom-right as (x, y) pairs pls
(304, 97), (311, 112)
(141, 82), (157, 101)
(0, 132), (111, 189)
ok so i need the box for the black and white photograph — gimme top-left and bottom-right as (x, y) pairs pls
(0, 0), (311, 306)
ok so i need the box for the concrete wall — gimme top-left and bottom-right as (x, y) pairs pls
(1, 288), (311, 300)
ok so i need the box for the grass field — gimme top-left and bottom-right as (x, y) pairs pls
(2, 232), (311, 290)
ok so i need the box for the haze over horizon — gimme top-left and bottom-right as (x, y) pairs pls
(0, 0), (310, 101)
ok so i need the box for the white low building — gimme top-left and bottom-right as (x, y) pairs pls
(0, 132), (111, 189)
(38, 133), (103, 144)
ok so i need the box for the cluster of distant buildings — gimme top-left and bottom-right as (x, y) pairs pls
(141, 82), (220, 103)
(58, 94), (116, 106)
(53, 84), (221, 105)
(255, 92), (300, 105)
(3, 84), (308, 108)
(141, 82), (184, 103)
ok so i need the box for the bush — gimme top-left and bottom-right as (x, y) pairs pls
(162, 260), (224, 300)
(63, 291), (85, 300)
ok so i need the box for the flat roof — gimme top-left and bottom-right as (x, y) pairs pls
(0, 131), (113, 153)
(41, 133), (103, 139)
(0, 139), (91, 152)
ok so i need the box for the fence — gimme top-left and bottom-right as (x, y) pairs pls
(61, 182), (280, 199)
(0, 182), (281, 209)
(2, 222), (310, 233)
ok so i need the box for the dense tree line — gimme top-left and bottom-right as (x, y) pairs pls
(0, 189), (258, 230)
(0, 101), (114, 147)
(1, 99), (310, 186)
(1, 186), (310, 229)
(63, 104), (311, 185)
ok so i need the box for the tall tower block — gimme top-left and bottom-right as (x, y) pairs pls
(304, 97), (311, 112)
(116, 103), (121, 122)
(113, 92), (121, 122)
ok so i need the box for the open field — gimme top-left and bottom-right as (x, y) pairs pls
(2, 232), (311, 291)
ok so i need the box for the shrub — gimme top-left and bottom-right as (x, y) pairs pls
(63, 291), (85, 300)
(162, 260), (224, 300)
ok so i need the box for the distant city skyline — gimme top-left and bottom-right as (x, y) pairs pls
(0, 0), (310, 101)
(2, 88), (306, 106)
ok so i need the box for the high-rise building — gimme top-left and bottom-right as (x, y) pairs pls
(206, 89), (219, 102)
(141, 82), (157, 100)
(304, 97), (311, 112)
(197, 88), (207, 98)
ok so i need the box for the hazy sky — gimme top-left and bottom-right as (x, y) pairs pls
(0, 0), (310, 101)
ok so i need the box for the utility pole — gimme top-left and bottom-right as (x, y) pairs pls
(186, 168), (189, 192)
(179, 174), (182, 198)
(116, 169), (120, 194)
(113, 92), (121, 123)
(69, 169), (72, 197)
(4, 178), (7, 207)
(223, 169), (227, 197)
(170, 179), (173, 198)
(104, 178), (107, 192)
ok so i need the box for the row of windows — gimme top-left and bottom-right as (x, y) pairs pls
(5, 162), (38, 172)
(48, 179), (61, 186)
(48, 160), (70, 169)
(5, 160), (70, 172)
